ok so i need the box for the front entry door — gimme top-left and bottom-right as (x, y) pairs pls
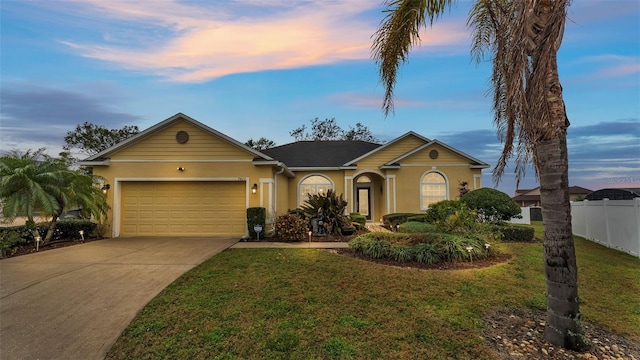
(357, 188), (371, 220)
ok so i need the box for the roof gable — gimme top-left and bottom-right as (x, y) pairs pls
(84, 113), (272, 161)
(343, 132), (430, 167)
(384, 139), (489, 168)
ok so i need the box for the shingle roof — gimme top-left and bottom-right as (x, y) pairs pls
(261, 141), (381, 168)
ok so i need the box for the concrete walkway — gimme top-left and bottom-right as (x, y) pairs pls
(0, 236), (238, 360)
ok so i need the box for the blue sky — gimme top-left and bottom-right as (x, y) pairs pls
(1, 0), (638, 196)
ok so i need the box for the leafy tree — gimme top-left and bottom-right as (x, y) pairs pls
(289, 118), (382, 143)
(372, 0), (586, 350)
(245, 137), (276, 151)
(460, 188), (521, 223)
(343, 123), (379, 143)
(63, 122), (139, 156)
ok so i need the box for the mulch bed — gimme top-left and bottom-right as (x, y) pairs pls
(4, 238), (104, 258)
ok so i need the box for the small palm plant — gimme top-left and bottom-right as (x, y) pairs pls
(301, 189), (349, 235)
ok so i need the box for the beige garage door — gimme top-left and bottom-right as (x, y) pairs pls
(120, 181), (246, 236)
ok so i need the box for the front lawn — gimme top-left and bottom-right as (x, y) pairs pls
(107, 227), (639, 359)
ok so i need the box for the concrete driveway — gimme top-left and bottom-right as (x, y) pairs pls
(0, 236), (238, 360)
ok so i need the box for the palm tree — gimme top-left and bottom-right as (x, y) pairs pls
(42, 168), (109, 243)
(0, 149), (60, 236)
(0, 150), (109, 244)
(372, 0), (587, 351)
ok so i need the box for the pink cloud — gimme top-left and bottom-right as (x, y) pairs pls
(57, 0), (470, 82)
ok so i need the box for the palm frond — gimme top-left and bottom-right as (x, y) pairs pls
(372, 0), (454, 116)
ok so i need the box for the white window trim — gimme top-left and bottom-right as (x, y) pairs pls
(419, 171), (449, 210)
(297, 174), (335, 208)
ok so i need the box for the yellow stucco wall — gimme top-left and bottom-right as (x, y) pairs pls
(91, 118), (280, 236)
(354, 135), (424, 166)
(91, 117), (486, 235)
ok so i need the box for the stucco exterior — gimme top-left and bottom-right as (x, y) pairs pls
(82, 113), (489, 237)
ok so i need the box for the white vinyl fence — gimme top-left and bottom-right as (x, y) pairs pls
(571, 198), (640, 258)
(509, 207), (531, 225)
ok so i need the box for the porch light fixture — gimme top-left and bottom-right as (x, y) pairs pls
(251, 183), (258, 194)
(101, 184), (110, 194)
(177, 167), (185, 171)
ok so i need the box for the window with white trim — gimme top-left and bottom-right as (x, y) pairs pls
(299, 175), (333, 206)
(421, 172), (447, 209)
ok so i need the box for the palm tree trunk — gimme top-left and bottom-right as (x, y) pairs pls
(537, 55), (588, 351)
(44, 214), (59, 244)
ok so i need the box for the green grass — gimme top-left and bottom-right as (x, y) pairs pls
(106, 223), (640, 359)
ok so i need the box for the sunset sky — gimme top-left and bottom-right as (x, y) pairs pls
(1, 0), (638, 195)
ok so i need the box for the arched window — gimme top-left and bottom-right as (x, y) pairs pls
(299, 175), (333, 206)
(421, 172), (447, 209)
(356, 175), (371, 183)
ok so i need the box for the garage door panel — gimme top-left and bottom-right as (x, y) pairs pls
(120, 181), (246, 236)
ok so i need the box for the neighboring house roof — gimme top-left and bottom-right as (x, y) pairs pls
(82, 113), (273, 162)
(585, 188), (640, 201)
(261, 140), (380, 168)
(568, 186), (593, 195)
(512, 185), (593, 201)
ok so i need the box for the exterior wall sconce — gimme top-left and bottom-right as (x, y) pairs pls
(177, 167), (185, 171)
(380, 185), (383, 194)
(101, 184), (110, 194)
(251, 183), (258, 194)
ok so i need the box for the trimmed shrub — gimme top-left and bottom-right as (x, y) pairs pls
(350, 213), (367, 229)
(50, 220), (97, 240)
(274, 213), (308, 242)
(499, 225), (535, 242)
(461, 188), (521, 222)
(247, 207), (266, 239)
(398, 221), (437, 234)
(406, 214), (428, 223)
(382, 213), (424, 227)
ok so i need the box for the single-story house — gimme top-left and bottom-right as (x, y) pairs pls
(512, 186), (592, 207)
(81, 113), (489, 237)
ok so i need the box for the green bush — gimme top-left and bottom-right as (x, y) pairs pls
(247, 207), (266, 239)
(398, 221), (436, 234)
(499, 225), (535, 242)
(461, 188), (521, 222)
(274, 213), (308, 242)
(434, 236), (486, 262)
(424, 200), (466, 224)
(51, 220), (97, 240)
(406, 214), (428, 223)
(434, 206), (478, 235)
(350, 212), (367, 229)
(389, 245), (414, 262)
(0, 229), (29, 258)
(382, 213), (424, 227)
(363, 239), (391, 259)
(348, 232), (496, 264)
(413, 243), (440, 264)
